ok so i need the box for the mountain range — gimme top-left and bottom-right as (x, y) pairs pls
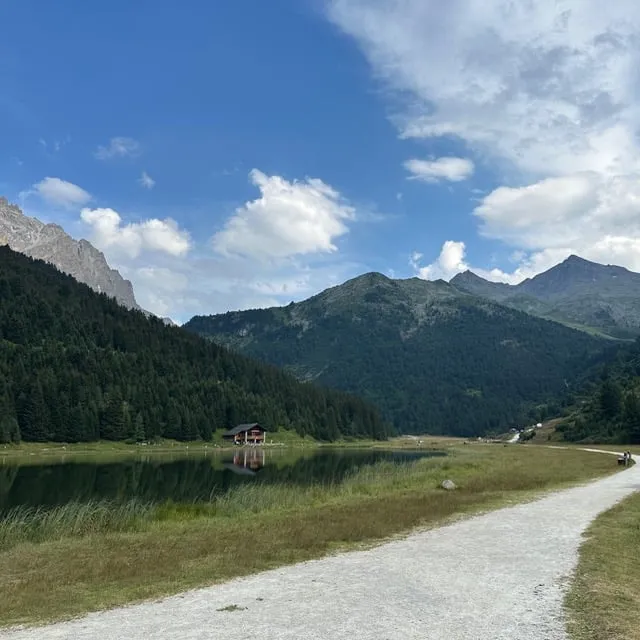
(185, 272), (605, 436)
(0, 197), (140, 310)
(451, 255), (640, 339)
(4, 197), (638, 440)
(0, 245), (390, 444)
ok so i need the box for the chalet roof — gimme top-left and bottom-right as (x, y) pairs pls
(222, 423), (263, 436)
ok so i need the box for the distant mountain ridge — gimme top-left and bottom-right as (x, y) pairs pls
(451, 255), (640, 339)
(185, 272), (604, 436)
(0, 196), (139, 310)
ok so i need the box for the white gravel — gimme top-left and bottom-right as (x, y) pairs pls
(2, 450), (638, 640)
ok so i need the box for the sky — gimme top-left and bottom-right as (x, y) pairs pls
(2, 0), (640, 323)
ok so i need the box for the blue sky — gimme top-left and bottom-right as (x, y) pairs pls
(2, 1), (640, 322)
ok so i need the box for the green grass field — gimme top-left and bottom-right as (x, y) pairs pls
(566, 489), (640, 640)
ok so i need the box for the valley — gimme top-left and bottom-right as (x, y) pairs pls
(1, 208), (640, 637)
(4, 3), (640, 637)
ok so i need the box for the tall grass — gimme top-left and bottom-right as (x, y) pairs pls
(0, 458), (440, 549)
(0, 500), (154, 549)
(0, 449), (616, 550)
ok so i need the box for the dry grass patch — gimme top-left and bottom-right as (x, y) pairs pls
(566, 490), (640, 640)
(0, 445), (619, 628)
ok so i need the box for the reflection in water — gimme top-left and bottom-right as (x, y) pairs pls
(0, 448), (445, 512)
(224, 448), (266, 475)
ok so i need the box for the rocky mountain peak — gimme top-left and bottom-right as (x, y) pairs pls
(0, 197), (140, 310)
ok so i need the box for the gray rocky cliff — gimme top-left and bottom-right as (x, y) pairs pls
(0, 196), (140, 310)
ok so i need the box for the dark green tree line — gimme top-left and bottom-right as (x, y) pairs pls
(557, 338), (640, 443)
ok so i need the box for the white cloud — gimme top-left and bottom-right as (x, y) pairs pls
(473, 174), (601, 249)
(404, 157), (474, 183)
(111, 250), (361, 323)
(138, 171), (156, 189)
(211, 169), (355, 259)
(64, 168), (366, 321)
(33, 177), (92, 208)
(94, 137), (141, 160)
(135, 266), (189, 293)
(80, 207), (191, 259)
(327, 1), (640, 279)
(411, 241), (469, 280)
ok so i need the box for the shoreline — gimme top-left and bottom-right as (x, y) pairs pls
(0, 434), (472, 462)
(0, 445), (619, 628)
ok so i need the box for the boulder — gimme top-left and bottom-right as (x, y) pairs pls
(440, 479), (457, 491)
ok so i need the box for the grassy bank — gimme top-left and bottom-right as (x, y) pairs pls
(0, 445), (618, 628)
(566, 490), (640, 640)
(0, 429), (317, 463)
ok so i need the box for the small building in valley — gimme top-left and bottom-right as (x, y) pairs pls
(222, 423), (267, 445)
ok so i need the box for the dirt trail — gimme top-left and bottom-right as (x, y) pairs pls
(2, 450), (638, 640)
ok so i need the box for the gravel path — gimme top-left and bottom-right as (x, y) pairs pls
(2, 450), (638, 640)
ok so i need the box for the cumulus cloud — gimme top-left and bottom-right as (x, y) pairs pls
(211, 169), (355, 259)
(115, 250), (359, 323)
(33, 177), (92, 208)
(138, 171), (156, 189)
(80, 207), (191, 259)
(94, 137), (141, 160)
(327, 0), (640, 276)
(66, 168), (367, 321)
(405, 157), (474, 183)
(410, 241), (469, 280)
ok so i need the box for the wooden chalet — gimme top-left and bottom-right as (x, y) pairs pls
(222, 423), (267, 445)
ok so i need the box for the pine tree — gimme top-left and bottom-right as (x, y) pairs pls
(18, 383), (49, 442)
(100, 391), (126, 440)
(131, 412), (145, 442)
(0, 415), (20, 444)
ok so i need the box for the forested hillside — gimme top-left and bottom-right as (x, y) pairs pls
(0, 247), (391, 444)
(557, 338), (640, 443)
(185, 272), (606, 437)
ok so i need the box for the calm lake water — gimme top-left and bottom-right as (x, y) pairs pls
(0, 448), (445, 512)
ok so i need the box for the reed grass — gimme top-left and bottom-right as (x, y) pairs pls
(0, 500), (154, 550)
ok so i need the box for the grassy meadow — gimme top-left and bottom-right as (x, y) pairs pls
(566, 489), (640, 640)
(0, 443), (619, 628)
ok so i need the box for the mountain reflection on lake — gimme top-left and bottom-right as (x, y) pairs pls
(0, 448), (446, 512)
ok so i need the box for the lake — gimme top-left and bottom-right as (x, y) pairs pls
(0, 448), (445, 513)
